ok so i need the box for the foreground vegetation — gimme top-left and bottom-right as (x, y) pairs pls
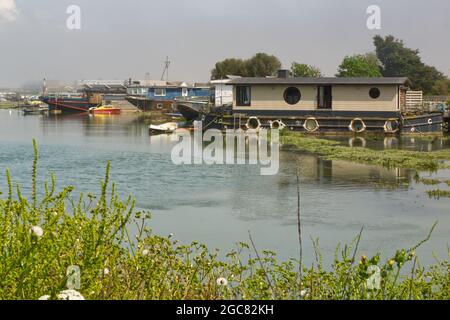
(281, 131), (450, 171)
(0, 141), (448, 300)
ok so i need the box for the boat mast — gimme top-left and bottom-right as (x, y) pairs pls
(160, 56), (170, 81)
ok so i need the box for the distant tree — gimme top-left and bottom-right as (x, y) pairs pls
(211, 53), (281, 79)
(291, 63), (323, 77)
(373, 35), (445, 94)
(245, 53), (282, 77)
(430, 79), (450, 95)
(336, 53), (382, 77)
(211, 58), (247, 80)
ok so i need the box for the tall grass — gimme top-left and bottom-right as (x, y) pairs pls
(0, 140), (448, 300)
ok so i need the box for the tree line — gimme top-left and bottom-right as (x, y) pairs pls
(210, 35), (449, 95)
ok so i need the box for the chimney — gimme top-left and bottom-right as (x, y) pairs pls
(277, 69), (290, 79)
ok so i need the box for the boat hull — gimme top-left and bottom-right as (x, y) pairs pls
(42, 97), (99, 113)
(125, 96), (175, 112)
(175, 102), (202, 121)
(203, 110), (444, 135)
(92, 109), (121, 115)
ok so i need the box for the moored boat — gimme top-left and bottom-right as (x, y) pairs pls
(203, 71), (444, 135)
(22, 106), (48, 115)
(90, 105), (121, 115)
(41, 93), (101, 113)
(149, 122), (178, 135)
(174, 98), (211, 121)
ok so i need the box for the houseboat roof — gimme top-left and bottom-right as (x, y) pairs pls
(228, 77), (411, 86)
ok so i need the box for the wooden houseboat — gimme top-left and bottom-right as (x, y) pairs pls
(205, 71), (443, 135)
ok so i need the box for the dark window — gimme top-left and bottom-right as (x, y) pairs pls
(318, 85), (332, 109)
(236, 86), (251, 106)
(284, 87), (301, 105)
(369, 87), (381, 99)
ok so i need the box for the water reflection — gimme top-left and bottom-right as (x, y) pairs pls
(0, 110), (448, 265)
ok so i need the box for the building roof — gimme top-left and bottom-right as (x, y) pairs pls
(228, 77), (411, 86)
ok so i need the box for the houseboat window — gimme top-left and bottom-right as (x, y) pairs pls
(154, 88), (166, 96)
(284, 87), (301, 105)
(236, 86), (251, 106)
(182, 88), (188, 97)
(369, 88), (381, 99)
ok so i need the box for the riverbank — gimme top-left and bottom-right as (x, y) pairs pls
(0, 142), (448, 300)
(0, 101), (17, 109)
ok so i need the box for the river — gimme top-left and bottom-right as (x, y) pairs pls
(0, 109), (449, 266)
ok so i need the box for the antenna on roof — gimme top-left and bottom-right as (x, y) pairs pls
(161, 56), (170, 81)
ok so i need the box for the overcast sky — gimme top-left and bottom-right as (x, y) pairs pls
(0, 0), (449, 87)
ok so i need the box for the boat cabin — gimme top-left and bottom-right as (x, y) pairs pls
(220, 72), (443, 134)
(228, 73), (411, 114)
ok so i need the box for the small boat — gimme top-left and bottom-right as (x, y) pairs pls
(149, 122), (178, 134)
(22, 106), (48, 115)
(90, 105), (121, 115)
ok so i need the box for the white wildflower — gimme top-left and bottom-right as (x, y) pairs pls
(142, 249), (149, 256)
(57, 289), (85, 300)
(103, 268), (110, 275)
(300, 290), (307, 297)
(38, 290), (85, 300)
(30, 226), (44, 238)
(366, 265), (381, 290)
(216, 277), (228, 286)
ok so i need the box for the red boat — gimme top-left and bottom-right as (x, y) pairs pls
(90, 105), (121, 115)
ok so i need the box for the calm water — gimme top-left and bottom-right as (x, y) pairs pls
(0, 109), (449, 266)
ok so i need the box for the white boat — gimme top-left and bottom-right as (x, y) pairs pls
(149, 122), (178, 134)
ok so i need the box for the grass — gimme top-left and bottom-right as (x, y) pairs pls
(0, 101), (17, 109)
(280, 131), (450, 171)
(427, 189), (450, 199)
(0, 140), (448, 300)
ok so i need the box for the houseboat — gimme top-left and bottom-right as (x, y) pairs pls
(125, 80), (211, 112)
(204, 71), (443, 135)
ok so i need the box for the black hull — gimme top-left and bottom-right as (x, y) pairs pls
(175, 103), (201, 121)
(202, 110), (443, 135)
(125, 96), (152, 110)
(42, 98), (98, 113)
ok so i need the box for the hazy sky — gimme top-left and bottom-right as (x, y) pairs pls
(0, 0), (449, 87)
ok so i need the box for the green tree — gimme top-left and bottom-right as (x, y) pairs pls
(245, 53), (282, 77)
(291, 63), (323, 77)
(430, 79), (450, 96)
(336, 53), (382, 77)
(373, 35), (445, 94)
(211, 53), (281, 79)
(211, 58), (247, 80)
